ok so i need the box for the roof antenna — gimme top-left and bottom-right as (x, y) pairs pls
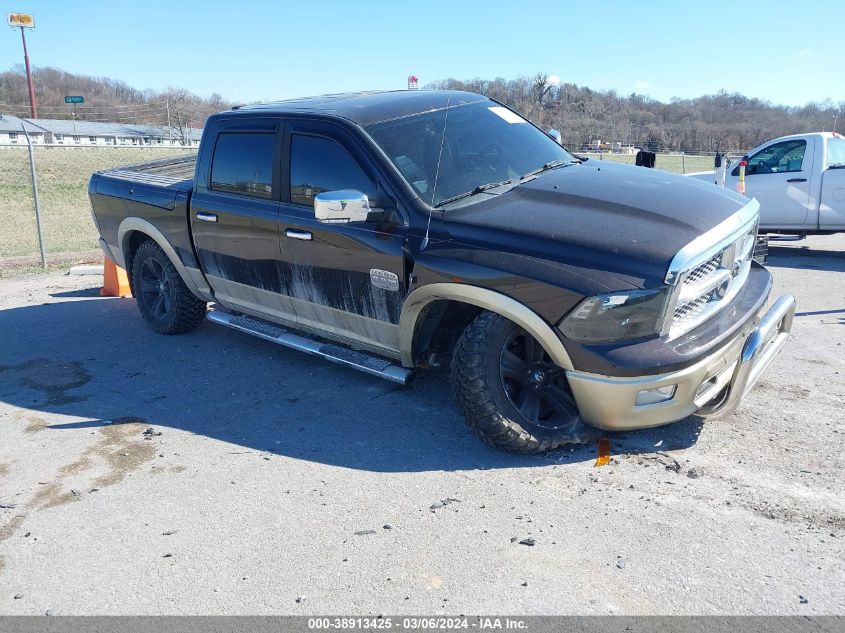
(421, 94), (450, 251)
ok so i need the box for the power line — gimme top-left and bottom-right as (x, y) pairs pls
(0, 102), (215, 116)
(0, 101), (168, 108)
(2, 110), (212, 121)
(0, 104), (170, 114)
(0, 105), (214, 125)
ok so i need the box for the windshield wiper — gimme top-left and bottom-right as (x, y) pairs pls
(829, 162), (845, 169)
(520, 159), (578, 180)
(433, 179), (514, 208)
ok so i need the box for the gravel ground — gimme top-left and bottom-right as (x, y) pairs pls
(0, 235), (843, 615)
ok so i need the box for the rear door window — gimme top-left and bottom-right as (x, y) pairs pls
(826, 138), (845, 168)
(210, 132), (275, 199)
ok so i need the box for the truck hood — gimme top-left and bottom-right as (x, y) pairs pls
(687, 170), (717, 181)
(444, 160), (750, 285)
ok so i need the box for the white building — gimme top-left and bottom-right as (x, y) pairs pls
(0, 116), (45, 145)
(612, 143), (639, 155)
(0, 115), (202, 147)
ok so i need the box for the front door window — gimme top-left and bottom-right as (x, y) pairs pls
(289, 134), (377, 208)
(742, 139), (807, 176)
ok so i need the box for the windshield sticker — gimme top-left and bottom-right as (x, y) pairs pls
(488, 106), (526, 124)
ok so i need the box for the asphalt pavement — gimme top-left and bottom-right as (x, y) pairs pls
(0, 235), (843, 615)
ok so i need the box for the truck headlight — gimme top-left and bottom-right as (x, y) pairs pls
(558, 288), (669, 342)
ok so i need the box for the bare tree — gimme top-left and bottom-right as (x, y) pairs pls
(163, 87), (202, 145)
(532, 73), (552, 104)
(2, 64), (842, 154)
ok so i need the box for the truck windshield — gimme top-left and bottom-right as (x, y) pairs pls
(364, 100), (575, 208)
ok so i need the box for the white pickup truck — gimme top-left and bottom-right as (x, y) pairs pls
(690, 132), (845, 234)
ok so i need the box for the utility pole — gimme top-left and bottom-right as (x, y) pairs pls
(7, 13), (38, 118)
(166, 99), (173, 145)
(834, 115), (839, 134)
(21, 121), (46, 269)
(20, 27), (37, 117)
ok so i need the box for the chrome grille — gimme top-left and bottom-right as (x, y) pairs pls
(684, 253), (721, 286)
(667, 224), (757, 338)
(673, 293), (712, 323)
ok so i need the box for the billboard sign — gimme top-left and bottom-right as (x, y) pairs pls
(7, 12), (35, 28)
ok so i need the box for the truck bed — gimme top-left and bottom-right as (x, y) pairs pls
(100, 153), (196, 187)
(94, 154), (196, 207)
(89, 153), (201, 283)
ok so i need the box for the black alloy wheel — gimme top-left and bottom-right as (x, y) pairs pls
(499, 330), (580, 430)
(138, 256), (174, 323)
(130, 239), (207, 335)
(450, 310), (587, 453)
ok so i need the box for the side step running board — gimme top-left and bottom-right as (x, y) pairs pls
(207, 310), (414, 386)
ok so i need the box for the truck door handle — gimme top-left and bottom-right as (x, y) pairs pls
(285, 229), (312, 241)
(196, 212), (218, 223)
(786, 178), (807, 183)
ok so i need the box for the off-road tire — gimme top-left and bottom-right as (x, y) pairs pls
(450, 311), (589, 453)
(131, 240), (206, 335)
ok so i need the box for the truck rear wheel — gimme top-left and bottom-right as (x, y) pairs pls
(131, 240), (206, 335)
(450, 311), (587, 453)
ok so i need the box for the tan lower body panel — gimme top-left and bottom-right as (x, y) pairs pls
(398, 283), (574, 370)
(206, 275), (400, 360)
(116, 218), (214, 302)
(566, 334), (746, 431)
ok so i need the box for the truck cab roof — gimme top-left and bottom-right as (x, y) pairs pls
(761, 131), (844, 143)
(222, 90), (488, 126)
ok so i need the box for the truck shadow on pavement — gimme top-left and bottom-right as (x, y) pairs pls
(1, 293), (706, 472)
(767, 244), (845, 272)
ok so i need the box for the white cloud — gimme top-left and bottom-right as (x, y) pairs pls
(634, 80), (651, 92)
(547, 74), (561, 86)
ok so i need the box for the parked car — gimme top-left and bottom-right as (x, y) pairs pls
(689, 132), (845, 234)
(88, 90), (795, 453)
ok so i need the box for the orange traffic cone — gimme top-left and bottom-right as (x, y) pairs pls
(101, 258), (132, 297)
(736, 160), (747, 196)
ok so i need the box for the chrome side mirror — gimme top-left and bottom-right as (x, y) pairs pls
(314, 190), (371, 223)
(547, 128), (563, 145)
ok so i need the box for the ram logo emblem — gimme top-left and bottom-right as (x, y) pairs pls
(370, 269), (400, 291)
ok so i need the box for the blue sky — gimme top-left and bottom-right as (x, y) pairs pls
(2, 0), (843, 106)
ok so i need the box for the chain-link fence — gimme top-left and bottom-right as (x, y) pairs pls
(0, 146), (39, 270)
(0, 144), (198, 274)
(577, 152), (724, 174)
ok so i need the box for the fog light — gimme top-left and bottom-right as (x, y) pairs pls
(695, 376), (718, 399)
(636, 385), (676, 406)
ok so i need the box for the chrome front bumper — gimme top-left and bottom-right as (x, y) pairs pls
(697, 293), (796, 418)
(566, 294), (796, 431)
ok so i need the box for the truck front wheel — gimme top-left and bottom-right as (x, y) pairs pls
(450, 311), (587, 453)
(131, 240), (206, 335)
